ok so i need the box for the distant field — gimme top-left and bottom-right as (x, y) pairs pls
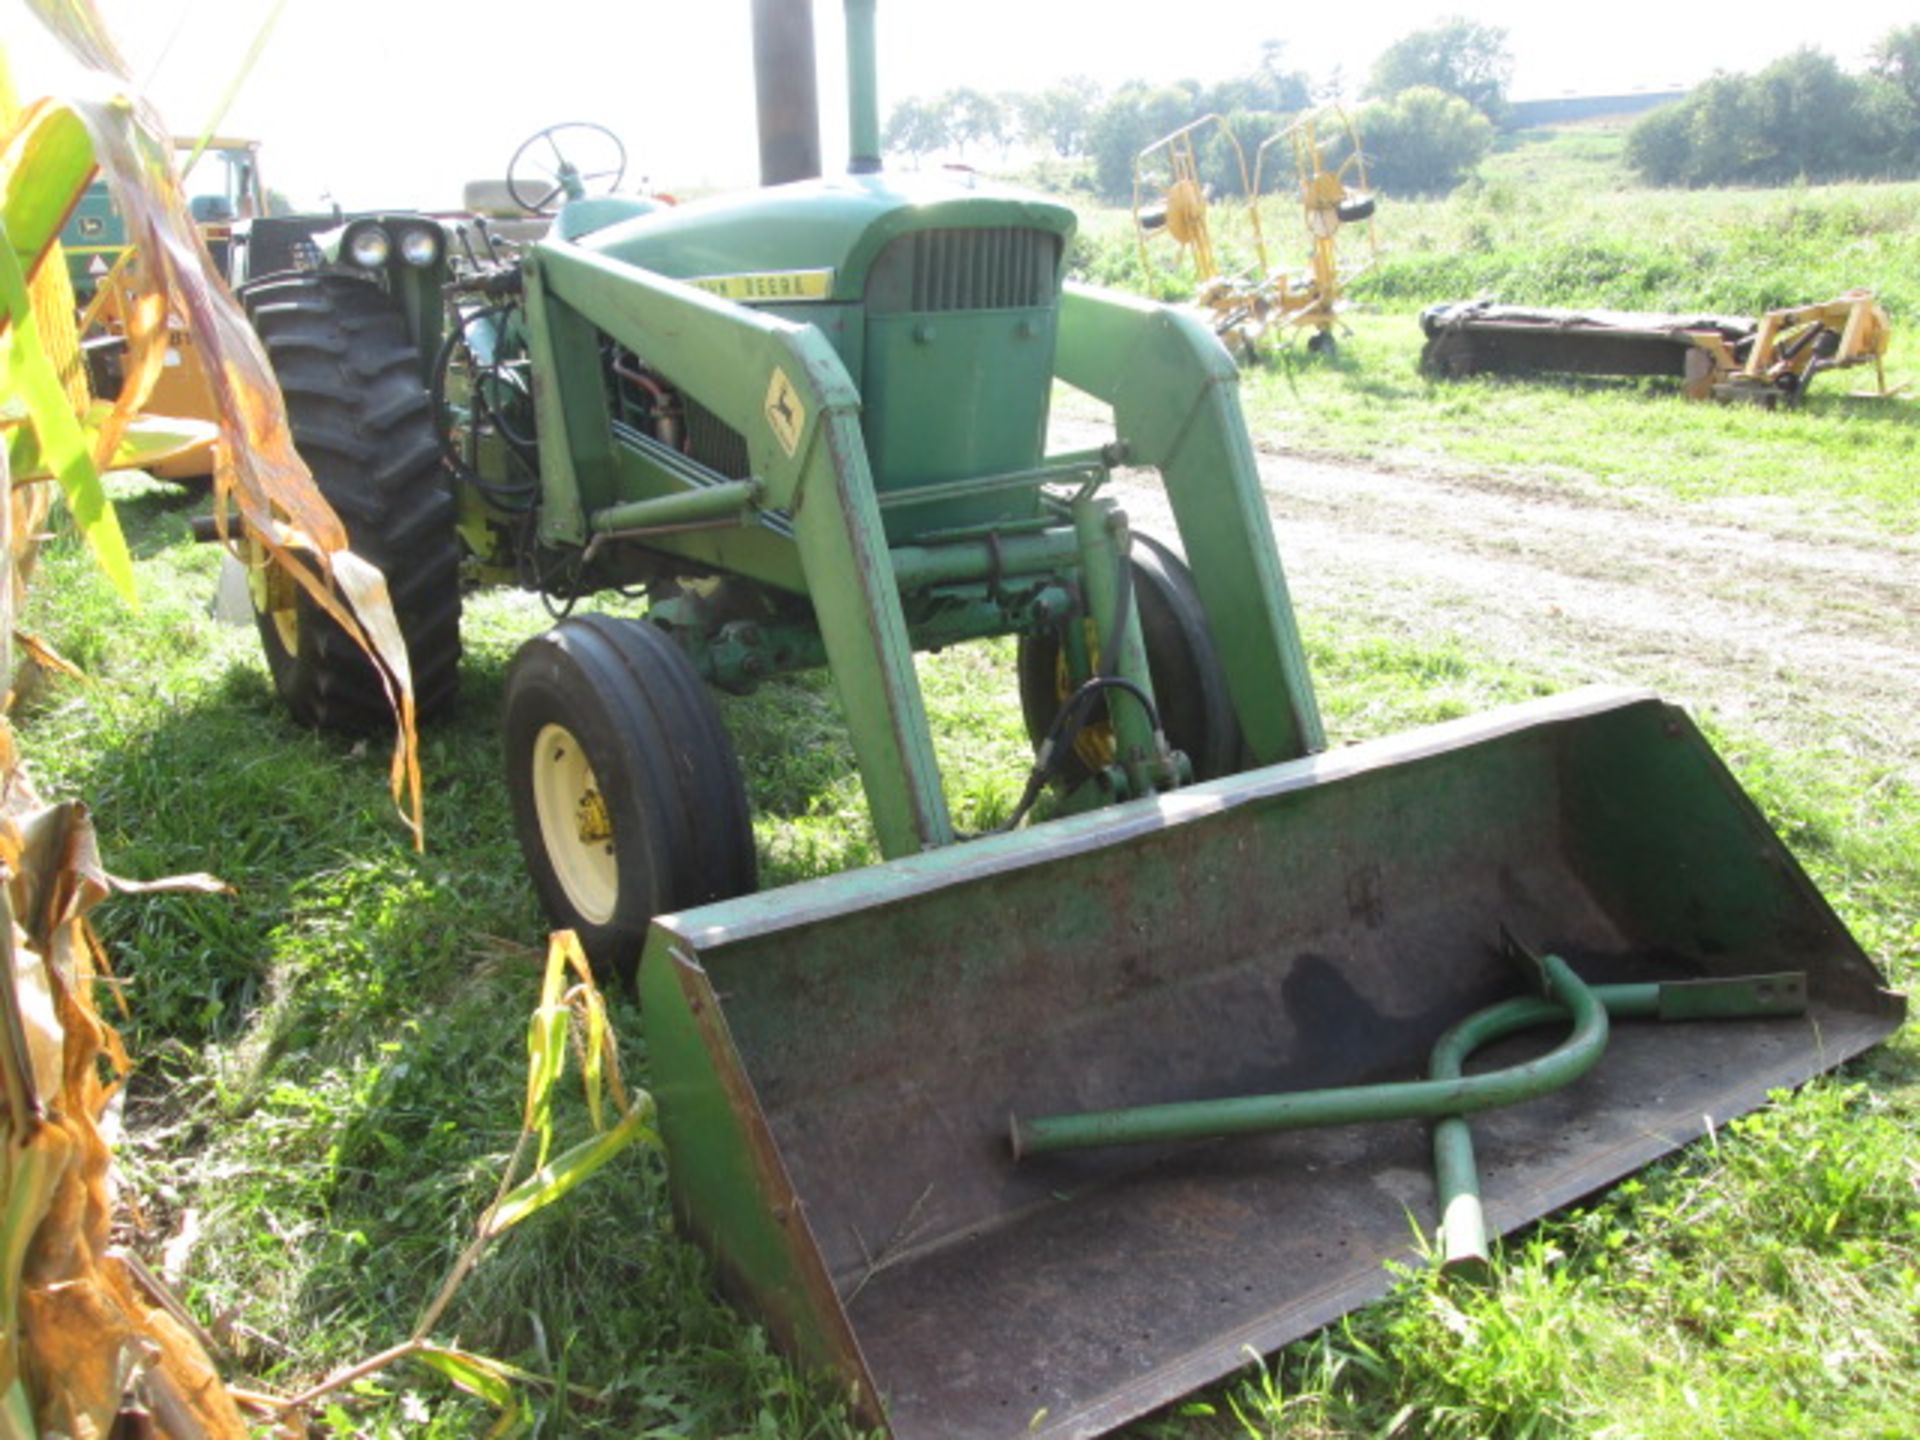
(1356, 126), (1920, 317)
(1072, 123), (1920, 532)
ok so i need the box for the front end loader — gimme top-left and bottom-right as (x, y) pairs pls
(226, 3), (1902, 1435)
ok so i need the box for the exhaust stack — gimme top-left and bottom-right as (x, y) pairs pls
(750, 0), (822, 185)
(844, 0), (881, 173)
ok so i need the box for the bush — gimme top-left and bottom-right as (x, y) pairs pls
(1628, 43), (1920, 187)
(1354, 87), (1494, 197)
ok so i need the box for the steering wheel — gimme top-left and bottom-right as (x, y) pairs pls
(506, 122), (628, 216)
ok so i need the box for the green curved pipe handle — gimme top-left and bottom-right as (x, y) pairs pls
(1430, 994), (1573, 1280)
(1431, 972), (1807, 1274)
(1010, 954), (1608, 1158)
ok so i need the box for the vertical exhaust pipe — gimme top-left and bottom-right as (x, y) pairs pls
(845, 0), (881, 173)
(751, 0), (822, 185)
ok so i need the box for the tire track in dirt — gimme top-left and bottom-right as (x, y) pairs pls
(1055, 419), (1920, 773)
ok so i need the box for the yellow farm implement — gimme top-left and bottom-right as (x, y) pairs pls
(1421, 289), (1899, 406)
(1134, 106), (1377, 358)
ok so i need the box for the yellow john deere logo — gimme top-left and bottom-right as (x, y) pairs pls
(765, 367), (806, 457)
(690, 268), (833, 302)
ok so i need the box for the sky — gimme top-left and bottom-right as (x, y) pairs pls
(8, 0), (1914, 210)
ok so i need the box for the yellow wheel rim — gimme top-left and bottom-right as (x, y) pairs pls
(530, 722), (618, 924)
(1164, 178), (1208, 247)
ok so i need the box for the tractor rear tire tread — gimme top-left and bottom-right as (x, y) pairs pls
(243, 271), (462, 734)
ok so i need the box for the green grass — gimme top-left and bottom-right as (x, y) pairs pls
(25, 482), (874, 1437)
(1229, 315), (1920, 528)
(22, 480), (1917, 1437)
(19, 131), (1920, 1436)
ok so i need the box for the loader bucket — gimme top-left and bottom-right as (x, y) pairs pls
(639, 687), (1901, 1439)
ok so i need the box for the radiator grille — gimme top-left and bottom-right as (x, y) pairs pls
(867, 228), (1060, 314)
(684, 397), (750, 479)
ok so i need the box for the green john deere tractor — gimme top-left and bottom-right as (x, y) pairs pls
(231, 3), (1901, 1435)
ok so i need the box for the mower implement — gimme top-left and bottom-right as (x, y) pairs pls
(641, 687), (1900, 1438)
(1420, 292), (1898, 405)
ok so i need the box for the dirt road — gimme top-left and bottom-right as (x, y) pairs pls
(1073, 425), (1919, 776)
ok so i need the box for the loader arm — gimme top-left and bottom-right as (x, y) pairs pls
(525, 241), (953, 857)
(1056, 283), (1324, 763)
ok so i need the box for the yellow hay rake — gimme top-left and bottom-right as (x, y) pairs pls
(1134, 106), (1378, 359)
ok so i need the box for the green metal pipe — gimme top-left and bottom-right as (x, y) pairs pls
(887, 527), (1081, 590)
(844, 0), (881, 173)
(1071, 494), (1166, 796)
(1011, 954), (1608, 1158)
(590, 480), (762, 533)
(1429, 973), (1807, 1271)
(686, 581), (1078, 690)
(1429, 995), (1564, 1277)
(874, 459), (1107, 513)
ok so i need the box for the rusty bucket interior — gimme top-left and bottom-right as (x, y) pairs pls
(639, 686), (1902, 1439)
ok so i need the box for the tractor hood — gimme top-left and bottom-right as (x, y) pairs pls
(572, 172), (1077, 305)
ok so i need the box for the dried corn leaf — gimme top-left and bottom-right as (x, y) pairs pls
(22, 0), (427, 844)
(12, 628), (83, 684)
(0, 17), (261, 1438)
(0, 799), (250, 1438)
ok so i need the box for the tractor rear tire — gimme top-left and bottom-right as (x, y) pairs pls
(503, 615), (758, 982)
(241, 272), (462, 733)
(1017, 534), (1244, 788)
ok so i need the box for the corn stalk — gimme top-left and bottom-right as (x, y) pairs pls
(16, 0), (427, 845)
(0, 2), (402, 1430)
(1, 6), (658, 1428)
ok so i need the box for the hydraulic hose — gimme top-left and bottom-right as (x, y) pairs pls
(993, 537), (1166, 836)
(430, 305), (541, 510)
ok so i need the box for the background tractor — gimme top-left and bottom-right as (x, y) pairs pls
(59, 134), (267, 300)
(226, 3), (1900, 1435)
(62, 137), (270, 483)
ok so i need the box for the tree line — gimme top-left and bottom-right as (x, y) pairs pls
(1628, 27), (1920, 187)
(882, 20), (1513, 200)
(886, 21), (1920, 202)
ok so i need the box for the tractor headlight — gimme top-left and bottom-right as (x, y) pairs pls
(347, 224), (391, 268)
(397, 224), (441, 268)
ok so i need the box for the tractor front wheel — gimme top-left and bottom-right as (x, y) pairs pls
(242, 272), (462, 732)
(1017, 534), (1244, 788)
(503, 615), (757, 982)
